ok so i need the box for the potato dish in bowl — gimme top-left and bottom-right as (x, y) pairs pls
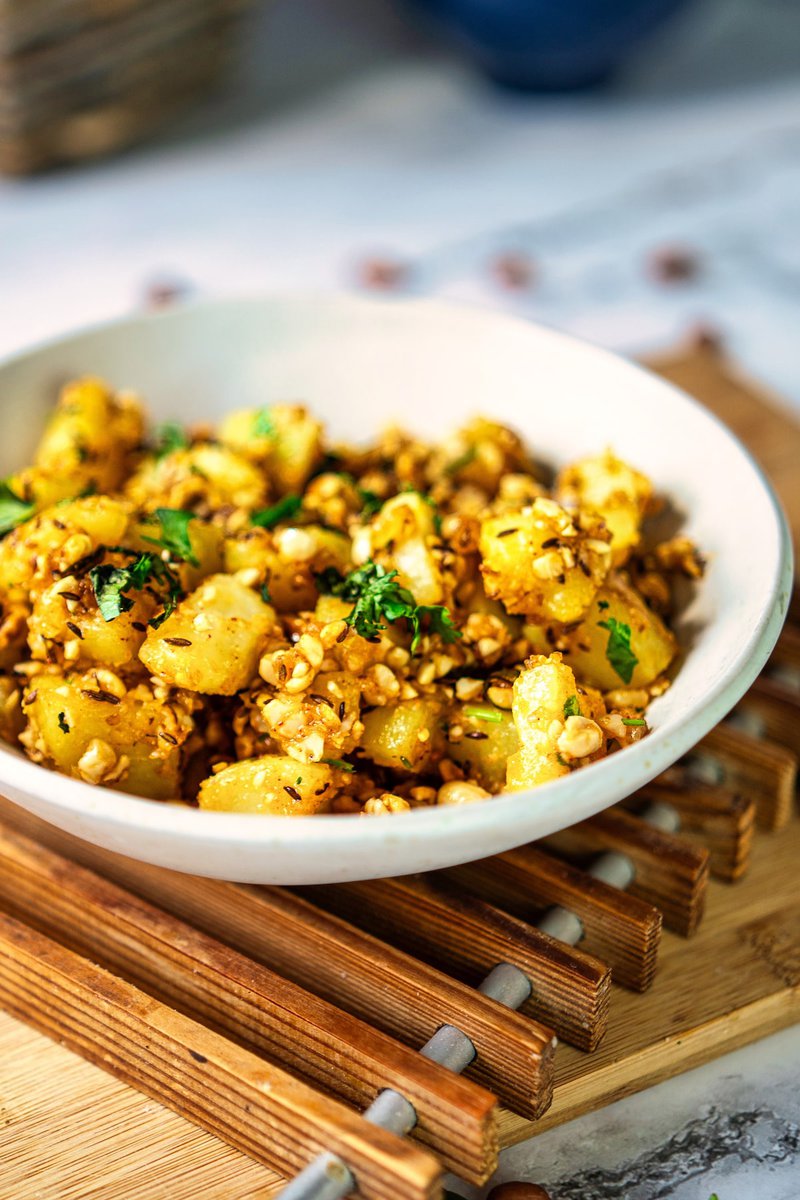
(0, 376), (702, 816)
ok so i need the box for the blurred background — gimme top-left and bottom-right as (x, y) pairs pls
(0, 0), (798, 404)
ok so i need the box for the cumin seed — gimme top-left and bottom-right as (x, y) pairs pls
(284, 785), (302, 802)
(336, 626), (349, 643)
(81, 689), (121, 705)
(310, 693), (334, 709)
(338, 701), (345, 720)
(160, 732), (178, 745)
(66, 621), (83, 639)
(465, 730), (489, 740)
(59, 591), (81, 603)
(164, 637), (192, 646)
(497, 528), (517, 538)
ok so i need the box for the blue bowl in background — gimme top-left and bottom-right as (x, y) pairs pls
(409, 0), (689, 90)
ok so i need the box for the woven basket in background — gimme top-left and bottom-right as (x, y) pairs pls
(0, 0), (254, 174)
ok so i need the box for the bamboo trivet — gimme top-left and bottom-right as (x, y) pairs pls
(0, 341), (798, 1199)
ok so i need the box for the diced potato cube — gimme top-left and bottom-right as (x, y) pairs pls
(557, 451), (652, 565)
(28, 574), (155, 669)
(449, 705), (520, 792)
(506, 655), (575, 790)
(22, 672), (188, 799)
(198, 756), (336, 815)
(360, 698), (443, 773)
(525, 575), (676, 690)
(139, 574), (276, 694)
(10, 378), (144, 507)
(218, 404), (323, 494)
(480, 497), (611, 624)
(125, 444), (267, 512)
(0, 496), (132, 591)
(367, 492), (443, 605)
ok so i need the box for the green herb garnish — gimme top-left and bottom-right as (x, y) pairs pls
(399, 756), (413, 770)
(323, 758), (355, 773)
(357, 487), (383, 517)
(0, 480), (35, 536)
(141, 507), (199, 566)
(622, 717), (646, 726)
(153, 421), (189, 459)
(598, 617), (638, 684)
(563, 695), (581, 719)
(251, 494), (303, 529)
(316, 560), (461, 653)
(57, 712), (70, 734)
(464, 705), (503, 724)
(260, 581), (272, 604)
(445, 446), (477, 476)
(90, 551), (183, 628)
(252, 408), (276, 439)
(597, 599), (610, 611)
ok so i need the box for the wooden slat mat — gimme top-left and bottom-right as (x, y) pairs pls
(0, 341), (798, 1199)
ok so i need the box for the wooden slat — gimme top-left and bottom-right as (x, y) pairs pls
(696, 724), (797, 830)
(733, 675), (800, 757)
(0, 911), (442, 1200)
(0, 821), (498, 1184)
(630, 782), (756, 882)
(0, 797), (555, 1121)
(446, 845), (662, 992)
(501, 816), (800, 1147)
(770, 621), (800, 676)
(306, 874), (611, 1052)
(544, 808), (710, 936)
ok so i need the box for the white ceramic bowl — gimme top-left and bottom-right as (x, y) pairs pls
(0, 295), (792, 882)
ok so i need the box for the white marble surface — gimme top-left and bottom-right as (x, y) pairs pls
(0, 2), (798, 1197)
(454, 1027), (800, 1200)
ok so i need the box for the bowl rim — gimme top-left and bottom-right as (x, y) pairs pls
(0, 291), (793, 851)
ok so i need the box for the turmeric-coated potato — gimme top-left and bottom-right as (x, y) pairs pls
(139, 574), (277, 694)
(480, 497), (611, 624)
(506, 654), (578, 790)
(525, 575), (676, 690)
(198, 755), (336, 815)
(557, 451), (652, 565)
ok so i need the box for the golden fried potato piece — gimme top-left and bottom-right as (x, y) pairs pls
(198, 755), (336, 814)
(139, 574), (277, 695)
(557, 451), (652, 565)
(525, 574), (676, 690)
(480, 497), (611, 624)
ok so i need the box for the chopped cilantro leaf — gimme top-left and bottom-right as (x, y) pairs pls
(153, 421), (189, 459)
(598, 617), (639, 684)
(597, 599), (610, 610)
(142, 507), (199, 565)
(252, 494), (303, 529)
(260, 580), (272, 604)
(563, 695), (581, 719)
(399, 756), (413, 770)
(323, 758), (355, 773)
(622, 717), (646, 726)
(90, 551), (183, 628)
(357, 486), (383, 516)
(252, 408), (276, 439)
(464, 705), (503, 724)
(316, 560), (461, 653)
(0, 480), (35, 536)
(57, 712), (70, 734)
(556, 752), (569, 767)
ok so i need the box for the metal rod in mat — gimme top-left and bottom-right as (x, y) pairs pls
(279, 800), (678, 1199)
